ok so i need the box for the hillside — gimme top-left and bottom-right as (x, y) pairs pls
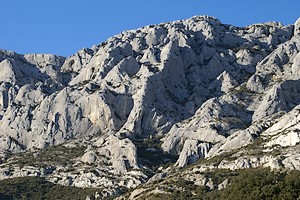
(0, 16), (300, 199)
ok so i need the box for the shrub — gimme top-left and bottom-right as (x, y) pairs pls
(0, 176), (101, 200)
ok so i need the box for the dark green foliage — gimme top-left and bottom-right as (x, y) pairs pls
(0, 193), (13, 200)
(12, 144), (85, 168)
(0, 176), (100, 200)
(142, 168), (300, 200)
(217, 168), (300, 200)
(134, 137), (178, 171)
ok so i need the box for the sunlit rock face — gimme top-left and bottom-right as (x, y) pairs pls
(1, 16), (300, 195)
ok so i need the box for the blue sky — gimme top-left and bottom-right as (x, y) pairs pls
(1, 1), (299, 57)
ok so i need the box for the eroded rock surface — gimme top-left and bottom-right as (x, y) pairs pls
(1, 16), (300, 198)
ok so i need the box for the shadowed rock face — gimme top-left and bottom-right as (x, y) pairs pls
(1, 16), (300, 196)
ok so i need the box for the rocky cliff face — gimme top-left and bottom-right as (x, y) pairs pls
(0, 16), (300, 198)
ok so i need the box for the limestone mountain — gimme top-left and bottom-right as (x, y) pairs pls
(0, 16), (300, 199)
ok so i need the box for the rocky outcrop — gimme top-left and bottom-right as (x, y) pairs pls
(295, 17), (300, 36)
(175, 139), (211, 167)
(0, 15), (300, 197)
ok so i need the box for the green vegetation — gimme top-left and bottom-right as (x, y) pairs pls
(243, 137), (265, 156)
(0, 176), (100, 200)
(134, 137), (178, 172)
(139, 168), (300, 200)
(229, 84), (251, 94)
(243, 137), (283, 158)
(11, 144), (85, 168)
(216, 168), (300, 200)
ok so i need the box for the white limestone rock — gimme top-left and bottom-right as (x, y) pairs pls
(282, 153), (300, 170)
(251, 81), (300, 122)
(266, 131), (300, 147)
(81, 150), (97, 164)
(128, 188), (148, 200)
(0, 59), (16, 83)
(217, 155), (283, 170)
(264, 105), (300, 136)
(0, 15), (300, 196)
(262, 105), (300, 147)
(294, 17), (300, 36)
(175, 140), (211, 167)
(218, 179), (229, 190)
(215, 71), (239, 93)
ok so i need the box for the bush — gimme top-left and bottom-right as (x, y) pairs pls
(0, 176), (101, 200)
(13, 144), (85, 168)
(211, 168), (300, 200)
(139, 168), (300, 200)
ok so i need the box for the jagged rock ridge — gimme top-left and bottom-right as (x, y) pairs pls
(0, 15), (300, 198)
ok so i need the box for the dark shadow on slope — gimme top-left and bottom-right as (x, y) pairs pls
(134, 136), (178, 172)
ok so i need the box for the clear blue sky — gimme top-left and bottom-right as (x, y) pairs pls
(1, 0), (299, 57)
